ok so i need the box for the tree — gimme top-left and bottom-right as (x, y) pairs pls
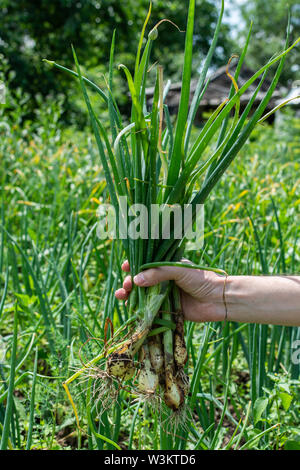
(0, 0), (232, 122)
(239, 0), (300, 85)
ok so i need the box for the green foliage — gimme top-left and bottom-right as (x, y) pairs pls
(0, 92), (299, 448)
(0, 0), (232, 123)
(240, 0), (300, 83)
(0, 0), (299, 450)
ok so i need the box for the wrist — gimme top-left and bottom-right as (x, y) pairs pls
(201, 274), (228, 322)
(223, 275), (244, 322)
(215, 275), (244, 323)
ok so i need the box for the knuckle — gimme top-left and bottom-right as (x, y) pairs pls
(144, 268), (157, 284)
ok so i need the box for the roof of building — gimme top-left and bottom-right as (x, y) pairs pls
(145, 62), (281, 115)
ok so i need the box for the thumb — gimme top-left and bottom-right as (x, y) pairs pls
(133, 266), (184, 287)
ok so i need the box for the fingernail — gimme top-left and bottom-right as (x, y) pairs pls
(134, 273), (146, 285)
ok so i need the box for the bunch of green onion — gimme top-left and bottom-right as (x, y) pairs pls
(45, 0), (299, 411)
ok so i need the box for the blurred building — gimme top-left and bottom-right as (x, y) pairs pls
(145, 63), (283, 124)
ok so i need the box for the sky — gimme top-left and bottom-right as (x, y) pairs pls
(223, 0), (247, 39)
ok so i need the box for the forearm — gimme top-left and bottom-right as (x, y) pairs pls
(225, 275), (300, 326)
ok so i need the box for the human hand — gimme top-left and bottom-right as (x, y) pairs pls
(115, 260), (226, 322)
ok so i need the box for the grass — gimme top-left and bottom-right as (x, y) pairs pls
(0, 103), (299, 449)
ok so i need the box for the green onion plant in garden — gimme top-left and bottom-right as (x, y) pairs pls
(44, 0), (300, 440)
(0, 0), (299, 451)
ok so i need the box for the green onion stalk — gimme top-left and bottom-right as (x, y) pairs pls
(45, 0), (299, 411)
